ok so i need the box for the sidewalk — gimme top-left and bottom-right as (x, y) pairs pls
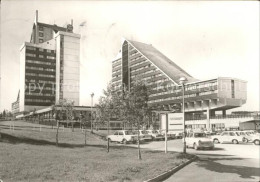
(164, 154), (260, 182)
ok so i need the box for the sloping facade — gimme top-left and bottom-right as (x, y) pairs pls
(111, 38), (247, 130)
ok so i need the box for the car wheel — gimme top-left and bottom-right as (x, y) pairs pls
(232, 139), (239, 144)
(193, 143), (198, 150)
(122, 139), (127, 144)
(243, 138), (248, 143)
(213, 139), (219, 144)
(254, 139), (260, 145)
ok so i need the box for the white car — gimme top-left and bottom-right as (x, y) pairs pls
(107, 130), (137, 144)
(185, 132), (214, 150)
(250, 135), (260, 145)
(212, 131), (244, 144)
(236, 131), (253, 143)
(147, 130), (164, 140)
(136, 130), (153, 141)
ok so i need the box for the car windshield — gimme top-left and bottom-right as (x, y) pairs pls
(125, 131), (135, 135)
(239, 132), (246, 135)
(235, 132), (240, 136)
(194, 133), (206, 138)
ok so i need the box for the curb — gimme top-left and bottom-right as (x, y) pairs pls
(144, 155), (198, 182)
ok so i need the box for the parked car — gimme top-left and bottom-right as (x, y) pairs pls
(250, 135), (260, 145)
(212, 131), (244, 144)
(147, 130), (164, 140)
(175, 132), (183, 139)
(136, 130), (153, 141)
(185, 132), (214, 150)
(236, 131), (253, 143)
(244, 130), (259, 136)
(107, 130), (137, 144)
(158, 130), (176, 139)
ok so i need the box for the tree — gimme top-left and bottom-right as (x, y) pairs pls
(96, 81), (151, 158)
(52, 99), (75, 146)
(59, 99), (75, 131)
(81, 112), (88, 146)
(52, 104), (60, 146)
(124, 81), (151, 160)
(3, 110), (6, 118)
(96, 82), (120, 152)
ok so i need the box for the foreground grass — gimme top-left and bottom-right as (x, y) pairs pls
(0, 122), (193, 182)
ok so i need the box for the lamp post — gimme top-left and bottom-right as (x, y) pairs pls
(91, 92), (94, 133)
(179, 77), (187, 154)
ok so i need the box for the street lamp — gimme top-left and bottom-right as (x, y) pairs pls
(179, 77), (187, 154)
(91, 92), (94, 133)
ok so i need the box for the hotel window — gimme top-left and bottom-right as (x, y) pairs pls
(39, 55), (44, 58)
(39, 39), (43, 43)
(26, 53), (36, 57)
(47, 50), (52, 53)
(39, 48), (44, 52)
(39, 32), (44, 37)
(47, 56), (55, 60)
(26, 47), (36, 51)
(39, 26), (43, 31)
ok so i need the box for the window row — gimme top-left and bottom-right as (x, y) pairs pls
(188, 82), (218, 90)
(148, 93), (197, 103)
(25, 73), (55, 78)
(25, 92), (54, 96)
(130, 59), (148, 68)
(130, 55), (143, 62)
(112, 74), (121, 79)
(112, 59), (121, 65)
(112, 69), (121, 75)
(26, 60), (55, 66)
(26, 66), (55, 72)
(198, 90), (218, 96)
(25, 99), (53, 103)
(112, 63), (121, 69)
(130, 51), (141, 58)
(26, 53), (55, 59)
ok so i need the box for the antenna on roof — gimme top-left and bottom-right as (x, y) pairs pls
(35, 10), (38, 24)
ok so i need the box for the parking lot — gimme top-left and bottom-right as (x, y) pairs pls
(127, 139), (260, 182)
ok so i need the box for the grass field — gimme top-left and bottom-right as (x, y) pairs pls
(0, 121), (193, 182)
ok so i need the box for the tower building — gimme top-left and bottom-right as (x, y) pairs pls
(12, 10), (80, 114)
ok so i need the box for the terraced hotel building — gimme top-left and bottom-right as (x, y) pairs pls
(112, 39), (248, 130)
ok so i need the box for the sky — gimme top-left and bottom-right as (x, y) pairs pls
(0, 0), (259, 113)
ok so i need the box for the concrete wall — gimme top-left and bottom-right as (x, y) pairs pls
(218, 77), (247, 100)
(55, 31), (80, 105)
(55, 35), (61, 103)
(19, 46), (26, 112)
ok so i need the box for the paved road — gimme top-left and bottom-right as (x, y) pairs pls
(130, 139), (260, 182)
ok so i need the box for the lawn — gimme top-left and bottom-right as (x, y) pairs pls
(0, 121), (193, 182)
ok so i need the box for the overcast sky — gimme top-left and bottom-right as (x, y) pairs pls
(0, 1), (259, 112)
